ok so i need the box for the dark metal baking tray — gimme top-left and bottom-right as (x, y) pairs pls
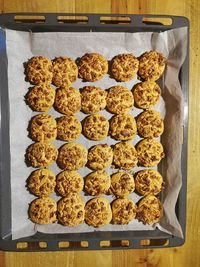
(0, 13), (189, 251)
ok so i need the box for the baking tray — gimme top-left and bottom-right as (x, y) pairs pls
(0, 13), (189, 251)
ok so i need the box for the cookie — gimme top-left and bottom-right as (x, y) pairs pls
(26, 84), (55, 112)
(57, 116), (82, 141)
(83, 114), (109, 141)
(57, 143), (88, 170)
(29, 197), (57, 224)
(137, 110), (164, 138)
(110, 114), (137, 141)
(111, 172), (135, 197)
(27, 169), (56, 197)
(26, 56), (53, 85)
(112, 198), (137, 224)
(27, 142), (58, 168)
(85, 170), (111, 196)
(135, 169), (164, 196)
(137, 195), (163, 224)
(78, 53), (108, 81)
(52, 57), (78, 87)
(87, 144), (113, 170)
(136, 138), (165, 167)
(113, 142), (138, 170)
(56, 170), (84, 196)
(111, 54), (139, 81)
(54, 87), (81, 115)
(57, 193), (85, 226)
(106, 86), (134, 114)
(81, 86), (107, 114)
(30, 114), (57, 142)
(138, 51), (166, 81)
(133, 81), (161, 109)
(85, 197), (112, 227)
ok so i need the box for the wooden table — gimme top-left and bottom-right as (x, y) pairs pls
(0, 0), (199, 266)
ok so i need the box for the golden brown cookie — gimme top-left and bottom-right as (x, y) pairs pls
(30, 114), (57, 142)
(26, 85), (55, 112)
(81, 86), (107, 114)
(26, 56), (53, 85)
(85, 197), (112, 227)
(138, 51), (166, 81)
(136, 139), (165, 167)
(83, 114), (109, 141)
(56, 170), (84, 196)
(57, 143), (88, 170)
(112, 198), (137, 224)
(135, 169), (164, 196)
(54, 87), (81, 115)
(106, 86), (134, 114)
(57, 116), (82, 141)
(87, 144), (113, 170)
(27, 169), (56, 197)
(52, 57), (78, 87)
(85, 170), (111, 196)
(111, 54), (139, 81)
(57, 194), (85, 226)
(27, 142), (58, 168)
(29, 197), (57, 224)
(113, 142), (138, 170)
(111, 172), (135, 197)
(78, 53), (108, 81)
(133, 81), (161, 109)
(137, 195), (163, 224)
(110, 114), (137, 141)
(137, 110), (164, 138)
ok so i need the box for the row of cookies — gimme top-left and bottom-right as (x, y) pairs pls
(26, 140), (165, 170)
(29, 194), (163, 226)
(26, 51), (166, 87)
(27, 169), (164, 198)
(26, 82), (161, 114)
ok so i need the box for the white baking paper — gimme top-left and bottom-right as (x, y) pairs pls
(5, 27), (187, 240)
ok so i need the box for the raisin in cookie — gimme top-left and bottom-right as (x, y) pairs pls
(26, 85), (55, 112)
(29, 197), (57, 224)
(27, 142), (58, 168)
(112, 198), (137, 224)
(85, 197), (112, 227)
(57, 116), (82, 141)
(133, 81), (161, 109)
(26, 56), (53, 85)
(135, 169), (164, 196)
(106, 86), (134, 114)
(57, 143), (88, 170)
(54, 87), (81, 115)
(85, 170), (111, 196)
(27, 169), (56, 197)
(52, 57), (78, 87)
(57, 194), (85, 226)
(83, 114), (109, 141)
(87, 144), (113, 170)
(111, 172), (135, 197)
(110, 114), (137, 141)
(78, 53), (108, 82)
(56, 170), (84, 196)
(111, 54), (139, 81)
(113, 142), (138, 170)
(137, 110), (164, 138)
(137, 195), (163, 224)
(81, 86), (107, 114)
(136, 138), (165, 167)
(30, 114), (57, 142)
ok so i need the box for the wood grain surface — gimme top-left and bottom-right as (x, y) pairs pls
(0, 0), (199, 266)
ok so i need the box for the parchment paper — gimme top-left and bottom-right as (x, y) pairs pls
(5, 27), (187, 240)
